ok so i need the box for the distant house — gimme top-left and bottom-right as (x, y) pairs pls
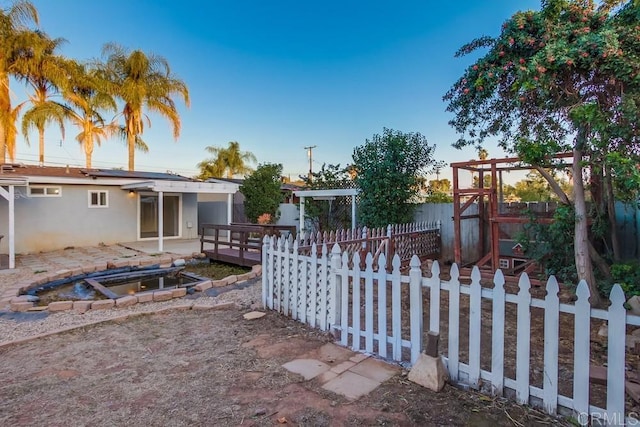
(203, 177), (302, 224)
(0, 164), (239, 266)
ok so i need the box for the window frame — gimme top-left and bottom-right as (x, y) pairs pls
(28, 186), (62, 197)
(88, 190), (109, 208)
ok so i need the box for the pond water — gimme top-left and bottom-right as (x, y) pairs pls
(24, 266), (203, 306)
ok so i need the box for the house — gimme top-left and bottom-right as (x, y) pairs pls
(0, 164), (239, 267)
(203, 177), (302, 225)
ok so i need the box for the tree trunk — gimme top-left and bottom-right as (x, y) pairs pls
(534, 166), (570, 204)
(85, 135), (93, 169)
(0, 72), (10, 163)
(38, 125), (45, 166)
(604, 167), (621, 262)
(573, 147), (602, 306)
(128, 132), (135, 171)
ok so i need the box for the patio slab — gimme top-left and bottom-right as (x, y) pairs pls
(321, 370), (382, 400)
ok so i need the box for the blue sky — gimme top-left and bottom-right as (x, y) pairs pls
(15, 0), (540, 180)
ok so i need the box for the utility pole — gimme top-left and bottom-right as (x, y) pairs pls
(304, 145), (316, 182)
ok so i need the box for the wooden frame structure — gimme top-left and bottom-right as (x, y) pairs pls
(451, 154), (571, 272)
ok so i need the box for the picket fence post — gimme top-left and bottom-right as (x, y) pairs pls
(319, 244), (328, 331)
(364, 253), (375, 353)
(469, 266), (482, 389)
(352, 252), (362, 351)
(428, 260), (441, 335)
(607, 284), (626, 423)
(572, 280), (590, 417)
(391, 255), (402, 361)
(282, 238), (291, 317)
(309, 243), (318, 328)
(291, 239), (300, 321)
(409, 255), (423, 364)
(516, 272), (532, 405)
(376, 253), (388, 358)
(448, 262), (460, 383)
(491, 269), (505, 397)
(543, 275), (560, 414)
(340, 251), (350, 347)
(329, 243), (342, 329)
(261, 235), (270, 308)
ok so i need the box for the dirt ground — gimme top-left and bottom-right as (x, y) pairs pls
(0, 307), (572, 426)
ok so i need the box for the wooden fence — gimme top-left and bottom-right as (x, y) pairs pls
(262, 237), (640, 424)
(296, 222), (440, 270)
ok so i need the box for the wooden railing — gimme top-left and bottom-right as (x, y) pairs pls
(200, 223), (296, 267)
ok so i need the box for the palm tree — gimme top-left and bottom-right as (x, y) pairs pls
(0, 0), (38, 162)
(100, 43), (189, 171)
(14, 31), (71, 166)
(63, 62), (119, 168)
(197, 141), (257, 180)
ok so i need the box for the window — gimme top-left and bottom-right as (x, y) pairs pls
(499, 258), (510, 270)
(89, 190), (108, 208)
(28, 186), (61, 197)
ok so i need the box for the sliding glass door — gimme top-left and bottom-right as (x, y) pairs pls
(139, 193), (181, 238)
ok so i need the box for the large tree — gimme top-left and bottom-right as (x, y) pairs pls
(239, 163), (284, 223)
(197, 141), (256, 180)
(0, 0), (38, 162)
(100, 43), (189, 171)
(444, 0), (640, 303)
(14, 31), (70, 166)
(63, 62), (119, 168)
(352, 128), (440, 228)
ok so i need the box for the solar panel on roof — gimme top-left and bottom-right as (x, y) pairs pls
(83, 170), (193, 181)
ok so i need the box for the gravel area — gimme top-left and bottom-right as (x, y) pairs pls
(0, 279), (263, 346)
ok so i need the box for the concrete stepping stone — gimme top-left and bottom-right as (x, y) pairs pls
(321, 370), (381, 400)
(348, 357), (399, 383)
(282, 359), (330, 380)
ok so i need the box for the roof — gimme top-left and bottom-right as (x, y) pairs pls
(0, 164), (195, 182)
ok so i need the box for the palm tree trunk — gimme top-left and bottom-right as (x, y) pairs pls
(0, 72), (10, 163)
(38, 124), (45, 166)
(573, 146), (601, 306)
(128, 132), (135, 171)
(85, 135), (93, 169)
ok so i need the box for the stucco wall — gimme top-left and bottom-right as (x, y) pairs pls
(0, 186), (203, 254)
(0, 185), (138, 254)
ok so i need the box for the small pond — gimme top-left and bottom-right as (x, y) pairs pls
(22, 265), (207, 306)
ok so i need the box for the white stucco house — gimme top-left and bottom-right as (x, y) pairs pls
(0, 164), (239, 268)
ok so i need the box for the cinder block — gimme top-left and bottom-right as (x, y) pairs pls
(153, 290), (173, 302)
(115, 295), (138, 308)
(91, 299), (115, 310)
(48, 301), (73, 312)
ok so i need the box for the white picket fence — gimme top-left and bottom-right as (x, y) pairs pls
(262, 236), (640, 424)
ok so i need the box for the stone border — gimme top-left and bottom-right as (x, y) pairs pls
(0, 300), (239, 351)
(9, 260), (262, 314)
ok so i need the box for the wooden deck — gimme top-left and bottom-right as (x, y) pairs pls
(200, 223), (296, 267)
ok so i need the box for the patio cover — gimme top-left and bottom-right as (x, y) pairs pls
(121, 180), (240, 253)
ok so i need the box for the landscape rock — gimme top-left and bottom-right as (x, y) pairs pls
(73, 301), (92, 313)
(10, 301), (34, 312)
(243, 311), (266, 320)
(172, 259), (186, 267)
(91, 299), (115, 310)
